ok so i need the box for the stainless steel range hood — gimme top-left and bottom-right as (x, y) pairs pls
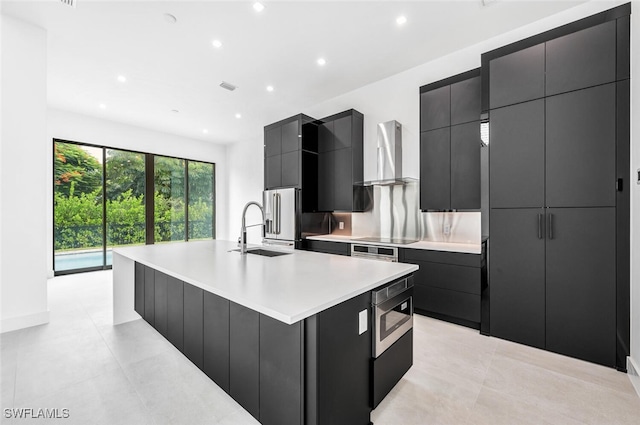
(360, 120), (417, 186)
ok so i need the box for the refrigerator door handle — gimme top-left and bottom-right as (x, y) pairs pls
(275, 193), (281, 235)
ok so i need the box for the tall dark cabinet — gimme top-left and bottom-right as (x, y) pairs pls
(420, 69), (481, 211)
(485, 5), (630, 369)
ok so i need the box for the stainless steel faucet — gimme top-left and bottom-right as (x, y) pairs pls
(239, 201), (265, 254)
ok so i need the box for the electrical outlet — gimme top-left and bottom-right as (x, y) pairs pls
(637, 169), (640, 185)
(339, 221), (344, 230)
(443, 224), (451, 235)
(358, 310), (368, 335)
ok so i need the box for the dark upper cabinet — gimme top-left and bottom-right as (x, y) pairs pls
(489, 208), (546, 349)
(153, 270), (168, 338)
(166, 275), (184, 352)
(317, 150), (334, 212)
(281, 150), (300, 188)
(451, 121), (480, 209)
(489, 99), (545, 208)
(546, 21), (616, 96)
(451, 76), (481, 125)
(203, 291), (230, 393)
(333, 148), (353, 211)
(545, 207), (616, 366)
(333, 116), (352, 150)
(420, 128), (450, 210)
(420, 69), (481, 211)
(229, 302), (260, 419)
(281, 120), (300, 153)
(183, 283), (204, 370)
(420, 85), (450, 131)
(545, 84), (616, 208)
(265, 155), (281, 189)
(265, 126), (281, 157)
(318, 121), (334, 153)
(489, 43), (545, 109)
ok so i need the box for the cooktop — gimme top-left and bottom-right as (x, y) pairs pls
(353, 237), (419, 245)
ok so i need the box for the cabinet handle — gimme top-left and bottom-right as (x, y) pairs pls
(276, 193), (281, 235)
(537, 214), (543, 239)
(548, 213), (554, 240)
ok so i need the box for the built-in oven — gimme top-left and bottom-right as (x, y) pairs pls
(372, 276), (413, 358)
(351, 244), (398, 262)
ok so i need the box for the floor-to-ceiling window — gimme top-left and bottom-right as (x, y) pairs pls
(53, 139), (216, 274)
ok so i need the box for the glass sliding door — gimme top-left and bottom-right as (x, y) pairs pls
(154, 156), (186, 242)
(53, 142), (104, 271)
(188, 161), (215, 240)
(105, 149), (146, 265)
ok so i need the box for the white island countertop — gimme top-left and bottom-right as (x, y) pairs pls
(306, 234), (484, 254)
(114, 240), (418, 325)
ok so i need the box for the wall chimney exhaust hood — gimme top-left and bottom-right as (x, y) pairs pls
(360, 120), (417, 186)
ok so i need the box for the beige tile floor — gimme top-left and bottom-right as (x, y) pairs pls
(1, 270), (639, 424)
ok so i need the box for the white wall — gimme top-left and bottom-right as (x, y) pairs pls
(47, 108), (230, 270)
(1, 16), (49, 332)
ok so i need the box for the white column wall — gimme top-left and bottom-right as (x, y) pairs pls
(1, 16), (49, 332)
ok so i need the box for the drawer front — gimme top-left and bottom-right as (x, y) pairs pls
(422, 262), (480, 295)
(401, 248), (483, 267)
(415, 285), (480, 323)
(305, 239), (350, 256)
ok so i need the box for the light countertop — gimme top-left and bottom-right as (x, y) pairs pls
(114, 240), (418, 325)
(306, 234), (483, 254)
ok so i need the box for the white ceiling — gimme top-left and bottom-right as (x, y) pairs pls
(1, 0), (588, 145)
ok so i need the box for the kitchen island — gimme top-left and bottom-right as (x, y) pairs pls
(112, 240), (418, 425)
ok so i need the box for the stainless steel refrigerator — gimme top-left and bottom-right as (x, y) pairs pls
(263, 187), (298, 245)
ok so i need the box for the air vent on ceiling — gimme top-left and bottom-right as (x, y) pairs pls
(220, 81), (238, 91)
(59, 0), (77, 8)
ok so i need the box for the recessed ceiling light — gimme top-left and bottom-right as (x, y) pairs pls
(212, 39), (222, 48)
(202, 129), (209, 134)
(235, 113), (242, 119)
(266, 85), (274, 92)
(253, 2), (265, 12)
(396, 16), (407, 26)
(99, 103), (106, 110)
(117, 75), (127, 83)
(317, 58), (326, 66)
(171, 109), (179, 113)
(164, 13), (177, 24)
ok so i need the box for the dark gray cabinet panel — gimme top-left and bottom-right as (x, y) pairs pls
(281, 120), (299, 153)
(153, 270), (168, 338)
(545, 84), (616, 208)
(134, 262), (144, 316)
(419, 286), (480, 323)
(401, 247), (484, 267)
(352, 115), (364, 180)
(545, 207), (616, 366)
(451, 121), (480, 209)
(546, 21), (616, 96)
(489, 44), (545, 109)
(203, 291), (230, 393)
(166, 276), (183, 352)
(317, 151), (334, 211)
(451, 76), (481, 125)
(333, 116), (352, 150)
(144, 265), (155, 326)
(490, 99), (545, 208)
(318, 121), (334, 153)
(260, 316), (302, 425)
(183, 283), (204, 370)
(417, 262), (481, 295)
(490, 208), (546, 349)
(420, 85), (450, 131)
(265, 155), (281, 189)
(281, 150), (300, 188)
(333, 148), (352, 211)
(230, 302), (260, 419)
(303, 239), (350, 256)
(420, 128), (450, 210)
(265, 126), (281, 157)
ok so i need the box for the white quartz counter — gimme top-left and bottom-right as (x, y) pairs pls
(306, 235), (483, 254)
(113, 240), (418, 325)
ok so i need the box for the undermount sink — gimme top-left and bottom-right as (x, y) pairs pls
(231, 248), (291, 257)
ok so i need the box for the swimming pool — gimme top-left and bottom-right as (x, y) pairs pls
(54, 250), (113, 271)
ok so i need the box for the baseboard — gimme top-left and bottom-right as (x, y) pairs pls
(0, 310), (50, 333)
(627, 356), (640, 399)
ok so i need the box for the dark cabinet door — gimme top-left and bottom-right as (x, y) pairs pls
(545, 207), (616, 366)
(281, 120), (299, 153)
(545, 20), (616, 96)
(265, 126), (281, 157)
(489, 43), (545, 109)
(333, 116), (352, 150)
(420, 128), (450, 210)
(259, 316), (302, 425)
(317, 150), (334, 211)
(490, 208), (546, 349)
(203, 291), (230, 393)
(183, 283), (204, 370)
(281, 151), (299, 188)
(450, 121), (480, 209)
(153, 270), (168, 338)
(265, 154), (281, 189)
(143, 265), (155, 326)
(134, 263), (145, 317)
(318, 121), (334, 153)
(420, 85), (450, 131)
(166, 276), (184, 352)
(333, 148), (353, 211)
(229, 302), (260, 419)
(545, 84), (616, 208)
(451, 76), (481, 125)
(489, 99), (545, 208)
